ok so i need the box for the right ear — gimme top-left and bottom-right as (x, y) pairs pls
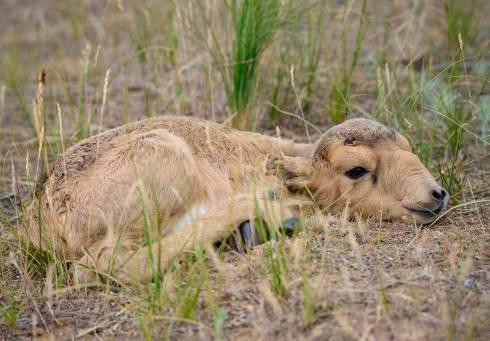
(394, 132), (412, 152)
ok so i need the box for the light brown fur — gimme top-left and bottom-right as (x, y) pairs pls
(23, 116), (448, 284)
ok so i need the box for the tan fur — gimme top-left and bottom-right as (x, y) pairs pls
(23, 116), (448, 284)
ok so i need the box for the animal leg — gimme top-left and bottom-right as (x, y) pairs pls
(75, 193), (295, 284)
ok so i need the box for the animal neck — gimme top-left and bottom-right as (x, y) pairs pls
(234, 129), (315, 158)
(280, 141), (314, 158)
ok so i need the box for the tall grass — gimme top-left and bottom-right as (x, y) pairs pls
(444, 0), (479, 54)
(199, 0), (309, 129)
(267, 2), (326, 123)
(2, 49), (32, 127)
(329, 0), (367, 124)
(228, 0), (288, 129)
(230, 0), (280, 103)
(127, 2), (179, 118)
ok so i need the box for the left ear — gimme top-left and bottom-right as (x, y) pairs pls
(394, 132), (412, 152)
(312, 140), (337, 169)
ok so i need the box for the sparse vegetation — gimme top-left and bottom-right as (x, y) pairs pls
(0, 0), (488, 339)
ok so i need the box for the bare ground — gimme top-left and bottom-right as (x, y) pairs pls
(1, 213), (489, 340)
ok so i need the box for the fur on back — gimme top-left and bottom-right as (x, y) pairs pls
(27, 116), (300, 259)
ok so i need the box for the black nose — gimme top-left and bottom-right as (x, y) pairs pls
(432, 189), (447, 200)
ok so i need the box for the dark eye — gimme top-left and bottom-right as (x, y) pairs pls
(344, 137), (355, 145)
(345, 167), (368, 180)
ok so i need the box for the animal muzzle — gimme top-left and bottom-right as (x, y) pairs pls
(403, 186), (449, 223)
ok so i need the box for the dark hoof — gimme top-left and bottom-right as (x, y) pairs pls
(239, 220), (259, 249)
(279, 217), (301, 237)
(228, 220), (259, 253)
(266, 189), (278, 200)
(228, 218), (301, 253)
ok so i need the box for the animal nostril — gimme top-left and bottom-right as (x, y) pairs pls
(440, 189), (447, 199)
(432, 190), (443, 200)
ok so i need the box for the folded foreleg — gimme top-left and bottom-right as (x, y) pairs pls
(75, 192), (296, 284)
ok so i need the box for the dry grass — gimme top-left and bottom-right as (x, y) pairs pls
(1, 0), (489, 340)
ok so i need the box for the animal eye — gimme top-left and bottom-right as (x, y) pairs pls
(344, 137), (356, 145)
(345, 167), (368, 180)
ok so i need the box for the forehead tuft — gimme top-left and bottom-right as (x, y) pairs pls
(318, 118), (396, 147)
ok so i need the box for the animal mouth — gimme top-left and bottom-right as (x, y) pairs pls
(404, 202), (445, 218)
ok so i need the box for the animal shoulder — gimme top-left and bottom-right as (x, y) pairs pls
(49, 116), (261, 185)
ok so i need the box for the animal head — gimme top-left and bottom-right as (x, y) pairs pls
(306, 118), (448, 224)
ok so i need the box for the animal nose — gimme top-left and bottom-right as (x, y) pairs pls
(431, 189), (447, 201)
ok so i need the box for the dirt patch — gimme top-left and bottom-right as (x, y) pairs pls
(0, 291), (140, 340)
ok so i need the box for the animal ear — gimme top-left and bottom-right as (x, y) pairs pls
(312, 139), (342, 168)
(312, 145), (329, 168)
(267, 156), (312, 191)
(394, 132), (412, 152)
